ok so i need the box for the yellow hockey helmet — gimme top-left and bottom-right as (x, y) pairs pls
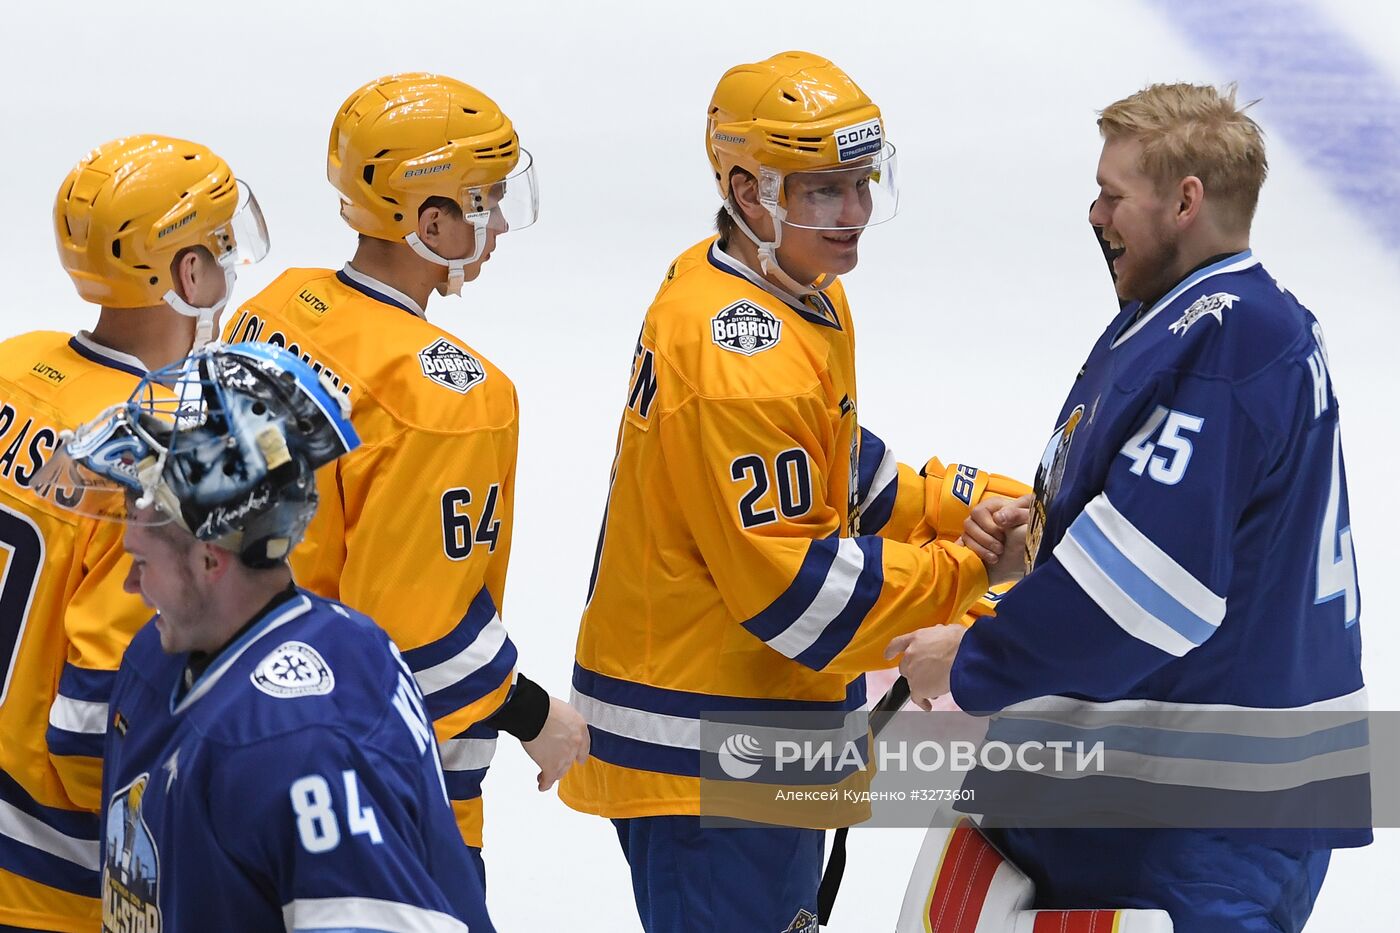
(327, 72), (539, 243)
(54, 136), (269, 309)
(705, 52), (899, 293)
(706, 51), (886, 199)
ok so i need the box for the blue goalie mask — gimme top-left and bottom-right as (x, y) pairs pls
(36, 342), (359, 568)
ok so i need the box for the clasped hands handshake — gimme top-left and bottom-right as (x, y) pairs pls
(883, 494), (1033, 710)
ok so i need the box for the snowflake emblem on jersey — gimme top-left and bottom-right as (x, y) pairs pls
(711, 300), (782, 356)
(1168, 292), (1239, 336)
(418, 337), (486, 394)
(250, 641), (335, 698)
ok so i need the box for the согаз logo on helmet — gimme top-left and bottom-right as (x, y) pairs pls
(418, 338), (486, 394)
(835, 119), (882, 162)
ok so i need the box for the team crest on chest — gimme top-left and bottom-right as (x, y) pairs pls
(784, 908), (819, 933)
(1169, 292), (1239, 336)
(418, 338), (486, 394)
(250, 641), (335, 698)
(1027, 404), (1085, 572)
(711, 300), (782, 356)
(104, 773), (162, 930)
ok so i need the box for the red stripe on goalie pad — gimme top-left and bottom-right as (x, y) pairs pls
(1032, 909), (1122, 932)
(926, 822), (1003, 933)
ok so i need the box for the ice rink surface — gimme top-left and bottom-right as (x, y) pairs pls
(3, 0), (1397, 928)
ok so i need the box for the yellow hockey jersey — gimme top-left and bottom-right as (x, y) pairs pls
(562, 239), (1017, 820)
(0, 331), (154, 932)
(224, 265), (518, 849)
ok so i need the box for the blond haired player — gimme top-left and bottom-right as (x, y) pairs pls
(901, 82), (1368, 933)
(0, 135), (266, 931)
(562, 51), (1027, 932)
(224, 73), (588, 883)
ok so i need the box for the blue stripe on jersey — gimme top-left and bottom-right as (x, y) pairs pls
(573, 665), (866, 718)
(443, 768), (488, 802)
(741, 538), (842, 644)
(441, 721), (497, 801)
(860, 484), (898, 536)
(0, 770), (99, 896)
(0, 833), (98, 898)
(44, 725), (104, 760)
(589, 727), (702, 777)
(987, 717), (1369, 765)
(400, 588), (498, 673)
(794, 537), (885, 671)
(1066, 512), (1218, 647)
(743, 536), (885, 671)
(55, 663), (118, 702)
(418, 639), (518, 723)
(855, 429), (887, 498)
(0, 770), (99, 841)
(854, 429), (899, 534)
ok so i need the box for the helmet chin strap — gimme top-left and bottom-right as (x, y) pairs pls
(723, 201), (837, 298)
(164, 263), (237, 353)
(403, 212), (491, 298)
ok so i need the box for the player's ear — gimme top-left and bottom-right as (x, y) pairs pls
(729, 170), (766, 228)
(198, 542), (236, 584)
(170, 247), (202, 303)
(1176, 175), (1205, 227)
(416, 205), (440, 250)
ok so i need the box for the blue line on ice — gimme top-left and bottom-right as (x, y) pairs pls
(1146, 0), (1400, 250)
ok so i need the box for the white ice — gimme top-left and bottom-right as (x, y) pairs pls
(3, 1), (1396, 928)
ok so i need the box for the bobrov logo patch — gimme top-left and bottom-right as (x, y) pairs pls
(711, 300), (782, 356)
(419, 337), (487, 393)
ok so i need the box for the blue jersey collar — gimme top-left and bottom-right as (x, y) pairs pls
(337, 263), (427, 319)
(68, 332), (149, 378)
(170, 594), (313, 715)
(1111, 250), (1258, 348)
(706, 243), (842, 331)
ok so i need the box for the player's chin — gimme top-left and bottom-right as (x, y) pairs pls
(820, 231), (861, 271)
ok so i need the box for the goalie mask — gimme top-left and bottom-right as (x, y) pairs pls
(36, 343), (358, 568)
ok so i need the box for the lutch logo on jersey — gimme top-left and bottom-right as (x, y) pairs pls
(712, 301), (782, 356)
(1169, 292), (1239, 336)
(418, 338), (487, 394)
(251, 641), (336, 698)
(784, 908), (820, 933)
(103, 773), (162, 932)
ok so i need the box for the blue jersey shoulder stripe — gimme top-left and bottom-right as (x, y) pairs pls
(400, 588), (499, 673)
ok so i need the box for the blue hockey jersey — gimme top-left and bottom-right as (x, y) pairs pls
(100, 590), (494, 933)
(949, 251), (1368, 849)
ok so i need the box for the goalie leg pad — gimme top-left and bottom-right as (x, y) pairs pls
(899, 820), (1175, 932)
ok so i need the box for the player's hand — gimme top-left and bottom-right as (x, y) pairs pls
(884, 626), (966, 711)
(962, 494), (1033, 587)
(958, 494), (1033, 566)
(522, 696), (591, 791)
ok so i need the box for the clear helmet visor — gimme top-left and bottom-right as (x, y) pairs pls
(459, 148), (539, 236)
(217, 180), (271, 268)
(766, 141), (899, 231)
